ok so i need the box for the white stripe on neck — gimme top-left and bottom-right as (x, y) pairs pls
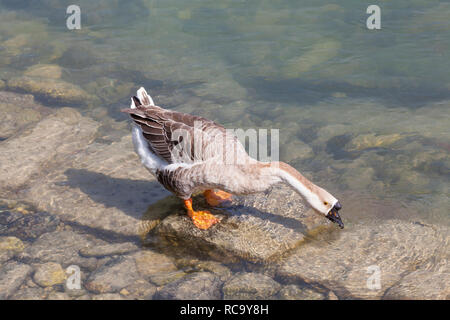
(277, 168), (317, 205)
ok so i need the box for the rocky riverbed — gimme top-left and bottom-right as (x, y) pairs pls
(0, 90), (448, 300)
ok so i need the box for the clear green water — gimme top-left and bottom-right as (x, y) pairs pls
(1, 0), (449, 230)
(0, 0), (449, 298)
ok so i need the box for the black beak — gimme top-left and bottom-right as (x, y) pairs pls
(326, 201), (344, 229)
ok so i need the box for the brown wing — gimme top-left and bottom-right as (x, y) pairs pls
(121, 96), (225, 164)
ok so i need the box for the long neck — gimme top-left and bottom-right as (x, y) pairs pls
(261, 161), (319, 204)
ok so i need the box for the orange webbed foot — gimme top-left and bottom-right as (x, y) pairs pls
(203, 189), (233, 207)
(184, 199), (219, 230)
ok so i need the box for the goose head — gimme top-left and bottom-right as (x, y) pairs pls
(271, 162), (344, 228)
(312, 187), (344, 229)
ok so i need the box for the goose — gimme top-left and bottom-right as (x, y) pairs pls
(122, 87), (343, 230)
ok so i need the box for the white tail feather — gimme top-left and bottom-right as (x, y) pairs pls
(137, 87), (155, 106)
(130, 97), (136, 109)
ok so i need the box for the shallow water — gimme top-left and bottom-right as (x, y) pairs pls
(0, 0), (448, 300)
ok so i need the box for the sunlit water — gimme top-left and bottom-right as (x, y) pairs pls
(0, 0), (448, 299)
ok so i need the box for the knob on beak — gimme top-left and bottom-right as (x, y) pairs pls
(327, 202), (344, 229)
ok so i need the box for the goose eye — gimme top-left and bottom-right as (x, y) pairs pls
(324, 202), (328, 206)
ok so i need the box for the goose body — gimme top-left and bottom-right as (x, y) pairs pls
(122, 87), (344, 229)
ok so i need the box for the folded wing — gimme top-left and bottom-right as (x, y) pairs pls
(122, 96), (228, 165)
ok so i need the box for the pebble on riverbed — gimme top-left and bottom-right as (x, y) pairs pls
(0, 261), (32, 299)
(133, 250), (178, 280)
(123, 279), (157, 300)
(33, 262), (66, 287)
(19, 230), (101, 271)
(85, 256), (139, 294)
(148, 270), (187, 286)
(0, 236), (24, 263)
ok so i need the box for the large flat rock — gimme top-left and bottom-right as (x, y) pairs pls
(19, 230), (103, 270)
(0, 103), (170, 237)
(153, 185), (330, 263)
(0, 261), (33, 299)
(85, 256), (140, 294)
(0, 91), (52, 139)
(23, 136), (170, 237)
(276, 220), (449, 299)
(7, 76), (95, 105)
(383, 260), (449, 300)
(0, 107), (99, 193)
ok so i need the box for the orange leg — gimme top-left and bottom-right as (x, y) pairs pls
(184, 198), (219, 230)
(203, 189), (233, 207)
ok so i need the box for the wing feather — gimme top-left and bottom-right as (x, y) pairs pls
(122, 100), (227, 164)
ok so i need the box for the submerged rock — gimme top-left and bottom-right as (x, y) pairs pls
(0, 261), (32, 299)
(346, 133), (405, 151)
(23, 64), (63, 79)
(277, 284), (326, 300)
(0, 90), (51, 139)
(79, 242), (139, 258)
(10, 287), (46, 300)
(124, 279), (157, 300)
(22, 136), (169, 237)
(280, 139), (314, 162)
(65, 286), (89, 298)
(154, 185), (328, 263)
(33, 262), (67, 287)
(46, 292), (72, 300)
(149, 270), (187, 286)
(85, 256), (139, 294)
(0, 107), (165, 237)
(7, 76), (94, 105)
(277, 220), (449, 299)
(0, 108), (99, 194)
(0, 236), (25, 263)
(155, 272), (222, 300)
(0, 209), (60, 241)
(19, 230), (101, 270)
(383, 259), (450, 300)
(0, 236), (24, 253)
(0, 15), (51, 66)
(0, 206), (22, 226)
(84, 77), (135, 104)
(56, 45), (100, 69)
(92, 293), (124, 300)
(133, 250), (177, 280)
(176, 258), (232, 281)
(222, 272), (281, 300)
(281, 39), (341, 79)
